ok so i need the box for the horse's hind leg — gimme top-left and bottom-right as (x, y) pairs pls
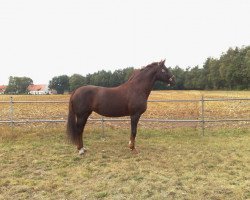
(76, 112), (91, 155)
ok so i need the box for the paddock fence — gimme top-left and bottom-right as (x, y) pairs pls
(0, 96), (250, 135)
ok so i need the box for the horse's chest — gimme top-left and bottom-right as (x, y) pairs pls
(129, 99), (147, 115)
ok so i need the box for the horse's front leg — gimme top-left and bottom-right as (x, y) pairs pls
(129, 114), (141, 153)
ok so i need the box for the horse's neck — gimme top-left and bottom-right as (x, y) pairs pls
(129, 69), (157, 98)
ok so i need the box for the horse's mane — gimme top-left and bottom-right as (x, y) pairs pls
(140, 62), (158, 71)
(127, 69), (140, 81)
(127, 62), (158, 82)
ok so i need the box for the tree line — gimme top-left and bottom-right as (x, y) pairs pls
(48, 68), (134, 94)
(3, 46), (250, 94)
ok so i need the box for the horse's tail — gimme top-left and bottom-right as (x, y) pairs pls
(66, 93), (78, 145)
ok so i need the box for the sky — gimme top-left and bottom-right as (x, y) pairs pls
(0, 0), (250, 85)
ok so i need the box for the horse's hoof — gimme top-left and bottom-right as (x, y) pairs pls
(78, 147), (86, 155)
(128, 141), (135, 149)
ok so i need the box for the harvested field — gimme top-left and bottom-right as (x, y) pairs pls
(0, 90), (249, 129)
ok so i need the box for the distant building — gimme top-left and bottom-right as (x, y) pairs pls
(0, 85), (6, 94)
(27, 84), (50, 95)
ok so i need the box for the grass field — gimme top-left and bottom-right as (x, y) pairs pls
(0, 126), (249, 199)
(0, 90), (250, 199)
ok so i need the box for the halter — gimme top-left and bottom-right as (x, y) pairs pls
(169, 75), (175, 82)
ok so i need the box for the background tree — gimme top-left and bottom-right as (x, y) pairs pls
(170, 66), (185, 90)
(46, 45), (250, 91)
(243, 48), (250, 89)
(90, 70), (112, 87)
(123, 67), (134, 82)
(5, 76), (33, 94)
(69, 74), (86, 92)
(5, 76), (17, 94)
(109, 69), (125, 87)
(49, 75), (69, 94)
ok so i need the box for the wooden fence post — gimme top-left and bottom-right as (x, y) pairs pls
(201, 95), (205, 136)
(10, 96), (14, 132)
(101, 116), (105, 140)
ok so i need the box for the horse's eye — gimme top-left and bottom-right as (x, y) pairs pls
(161, 69), (165, 73)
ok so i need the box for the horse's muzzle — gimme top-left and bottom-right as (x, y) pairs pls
(168, 75), (176, 86)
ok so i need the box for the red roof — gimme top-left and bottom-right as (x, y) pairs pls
(27, 84), (47, 91)
(0, 85), (6, 90)
(0, 85), (6, 92)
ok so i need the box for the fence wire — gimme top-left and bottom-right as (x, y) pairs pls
(0, 96), (250, 135)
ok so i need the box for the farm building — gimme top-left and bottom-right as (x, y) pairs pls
(27, 84), (50, 95)
(0, 85), (6, 94)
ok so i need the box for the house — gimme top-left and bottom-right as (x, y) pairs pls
(0, 85), (6, 94)
(27, 84), (50, 95)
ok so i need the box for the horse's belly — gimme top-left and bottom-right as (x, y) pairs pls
(92, 88), (130, 117)
(94, 103), (129, 117)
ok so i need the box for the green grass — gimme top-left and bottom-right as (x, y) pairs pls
(0, 125), (249, 199)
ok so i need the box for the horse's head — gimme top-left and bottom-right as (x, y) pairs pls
(155, 60), (175, 86)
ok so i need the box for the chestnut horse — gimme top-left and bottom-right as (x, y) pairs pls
(67, 60), (175, 155)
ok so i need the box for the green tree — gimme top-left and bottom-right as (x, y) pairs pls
(123, 67), (134, 82)
(5, 76), (17, 94)
(5, 76), (33, 94)
(171, 66), (185, 90)
(217, 46), (250, 90)
(243, 48), (250, 89)
(207, 59), (222, 89)
(109, 69), (124, 87)
(47, 45), (250, 91)
(69, 74), (86, 92)
(49, 75), (69, 94)
(90, 70), (112, 87)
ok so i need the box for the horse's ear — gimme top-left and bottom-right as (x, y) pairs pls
(159, 59), (165, 66)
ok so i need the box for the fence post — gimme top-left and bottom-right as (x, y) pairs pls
(101, 116), (105, 140)
(10, 96), (14, 132)
(201, 95), (205, 136)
